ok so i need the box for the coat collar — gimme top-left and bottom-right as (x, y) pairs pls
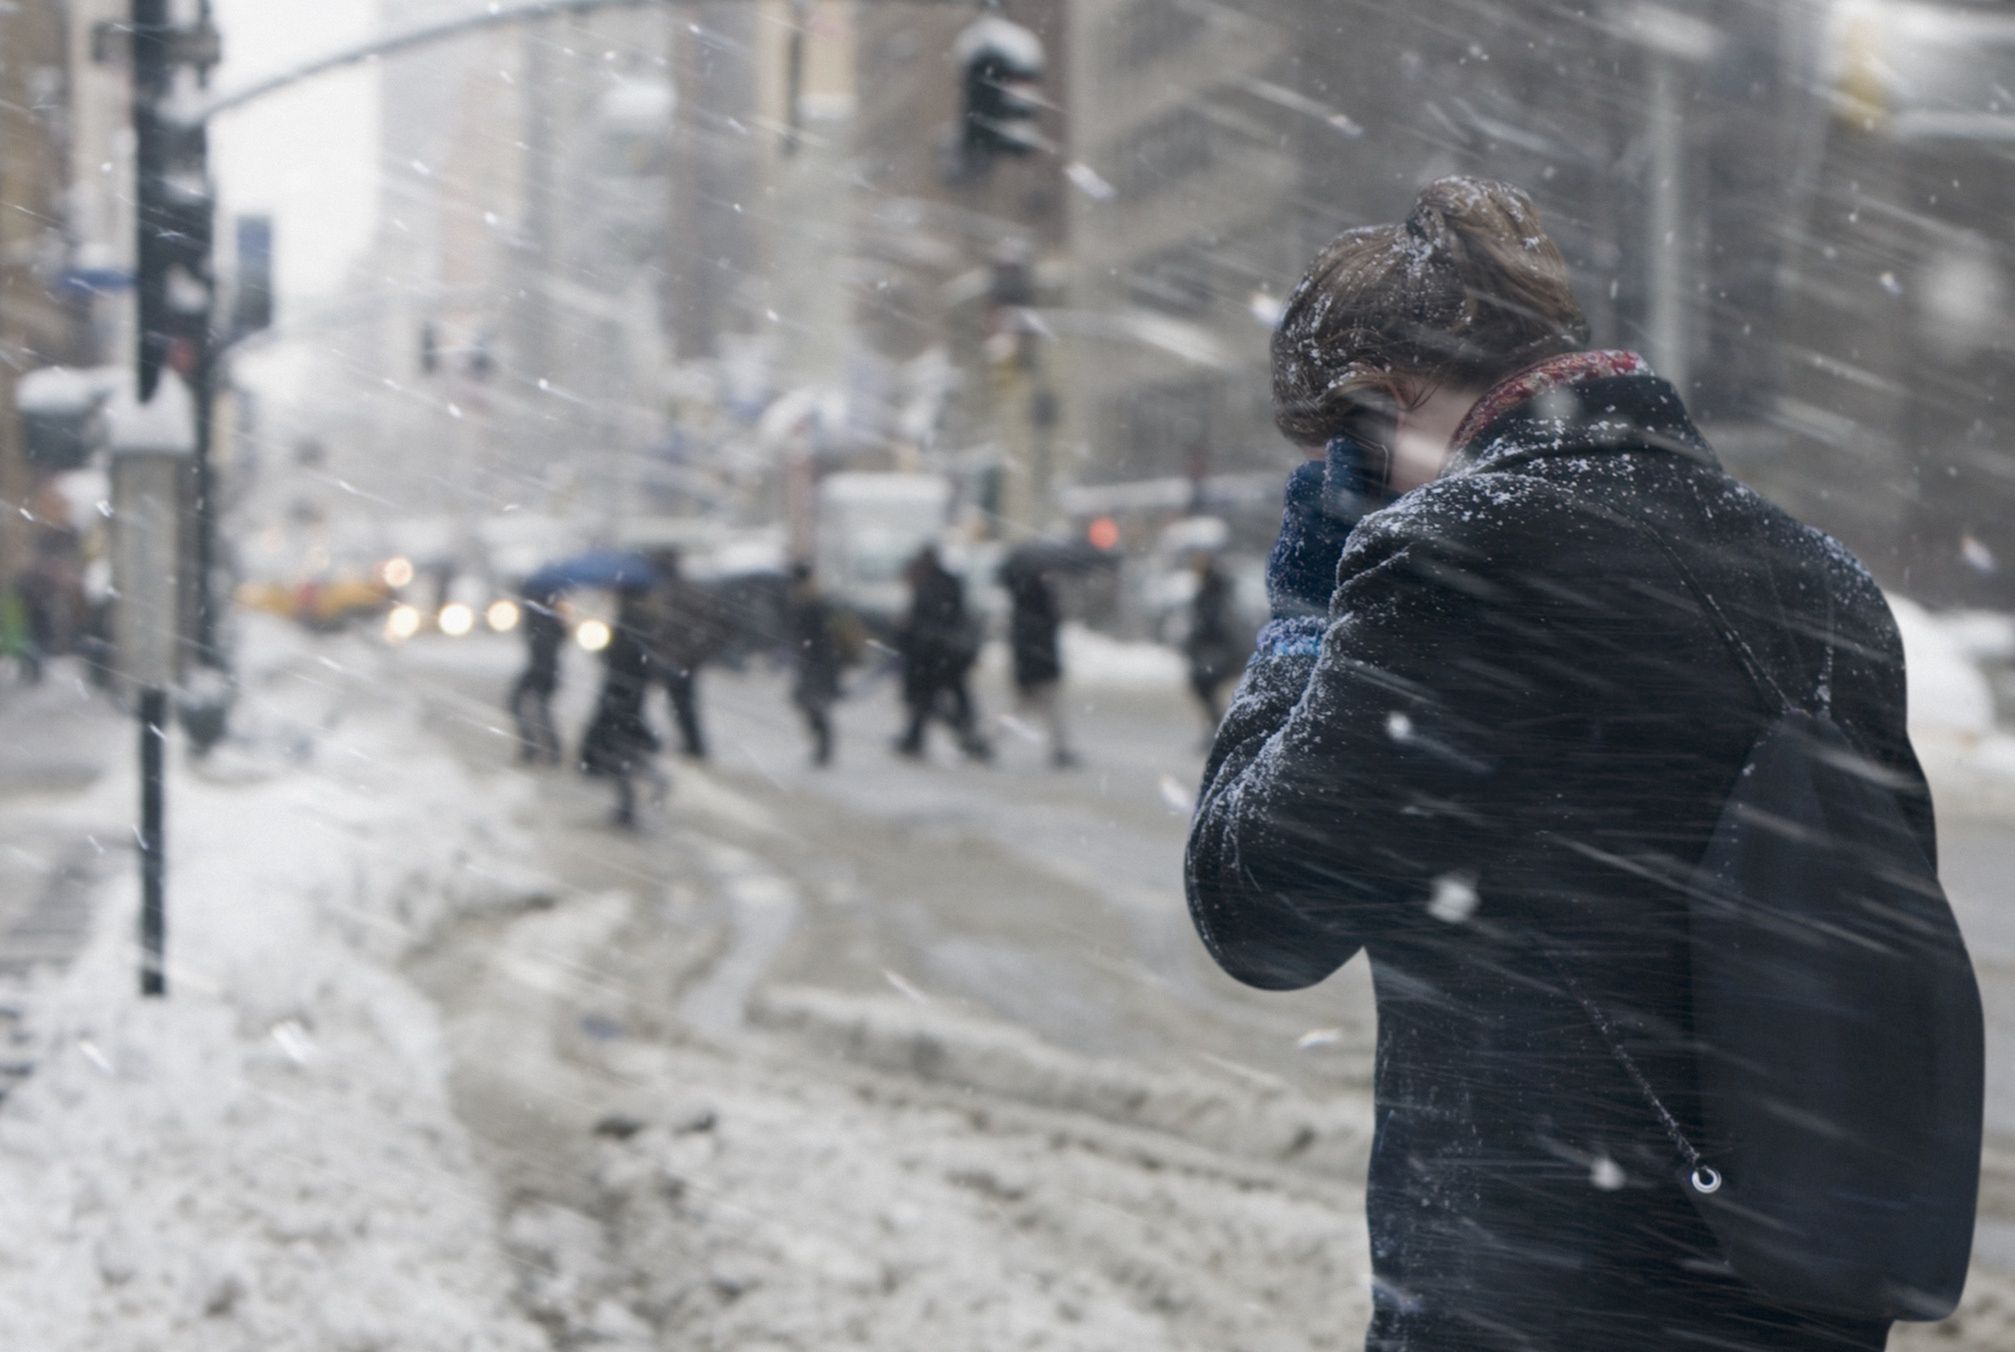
(1443, 349), (1717, 479)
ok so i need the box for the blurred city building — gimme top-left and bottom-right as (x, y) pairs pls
(1774, 0), (2015, 605)
(79, 0), (2008, 617)
(1057, 0), (2013, 608)
(1, 0), (122, 589)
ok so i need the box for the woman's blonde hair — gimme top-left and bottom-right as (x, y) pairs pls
(1271, 177), (1591, 445)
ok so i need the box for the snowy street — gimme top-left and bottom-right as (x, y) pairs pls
(399, 629), (1386, 1347)
(0, 611), (2013, 1347)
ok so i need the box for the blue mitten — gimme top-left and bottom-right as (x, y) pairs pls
(1264, 436), (1383, 622)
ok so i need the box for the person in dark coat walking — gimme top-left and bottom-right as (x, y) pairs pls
(894, 546), (992, 762)
(1004, 565), (1076, 767)
(785, 562), (845, 766)
(1186, 178), (1928, 1351)
(648, 548), (714, 762)
(1181, 555), (1241, 736)
(508, 581), (567, 765)
(579, 584), (663, 828)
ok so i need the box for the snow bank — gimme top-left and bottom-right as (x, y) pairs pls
(1892, 595), (1998, 739)
(0, 617), (544, 1351)
(1885, 595), (2015, 816)
(1058, 624), (1186, 691)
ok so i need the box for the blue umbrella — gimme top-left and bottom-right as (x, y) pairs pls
(522, 550), (658, 600)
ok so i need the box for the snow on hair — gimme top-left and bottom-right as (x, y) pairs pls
(1271, 177), (1591, 446)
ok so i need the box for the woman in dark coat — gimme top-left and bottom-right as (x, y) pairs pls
(579, 585), (663, 827)
(1186, 178), (1930, 1350)
(894, 546), (992, 762)
(1181, 556), (1241, 737)
(1005, 566), (1077, 768)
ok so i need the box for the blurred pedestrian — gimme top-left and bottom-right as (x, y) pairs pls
(648, 548), (715, 762)
(1186, 177), (1958, 1350)
(0, 584), (31, 684)
(893, 546), (991, 762)
(1004, 564), (1076, 768)
(579, 583), (663, 828)
(1181, 554), (1240, 738)
(10, 571), (52, 685)
(11, 527), (85, 684)
(785, 562), (846, 766)
(508, 581), (566, 765)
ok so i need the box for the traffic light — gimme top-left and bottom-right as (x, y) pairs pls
(229, 215), (275, 340)
(136, 127), (215, 394)
(132, 5), (219, 400)
(955, 16), (1045, 165)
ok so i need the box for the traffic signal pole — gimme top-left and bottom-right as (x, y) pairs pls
(131, 0), (223, 686)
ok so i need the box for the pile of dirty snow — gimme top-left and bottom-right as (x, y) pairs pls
(0, 617), (544, 1351)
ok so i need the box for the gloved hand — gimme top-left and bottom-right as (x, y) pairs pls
(1264, 436), (1385, 620)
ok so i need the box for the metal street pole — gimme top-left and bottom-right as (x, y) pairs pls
(128, 3), (174, 994)
(138, 688), (168, 996)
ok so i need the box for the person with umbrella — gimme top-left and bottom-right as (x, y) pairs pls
(512, 550), (656, 768)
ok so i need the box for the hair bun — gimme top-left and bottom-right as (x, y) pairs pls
(1403, 199), (1459, 257)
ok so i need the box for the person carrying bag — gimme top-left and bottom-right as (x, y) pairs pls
(1185, 176), (1984, 1351)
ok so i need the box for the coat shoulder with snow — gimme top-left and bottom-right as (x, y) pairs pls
(1185, 355), (1924, 1350)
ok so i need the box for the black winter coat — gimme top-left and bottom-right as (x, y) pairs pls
(580, 617), (660, 777)
(789, 593), (843, 705)
(1007, 573), (1064, 690)
(900, 562), (975, 693)
(1186, 355), (1927, 1351)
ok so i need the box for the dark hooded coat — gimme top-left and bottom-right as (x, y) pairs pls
(1186, 353), (1927, 1351)
(898, 556), (976, 699)
(1006, 571), (1064, 691)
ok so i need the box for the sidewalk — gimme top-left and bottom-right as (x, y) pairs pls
(0, 670), (128, 1100)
